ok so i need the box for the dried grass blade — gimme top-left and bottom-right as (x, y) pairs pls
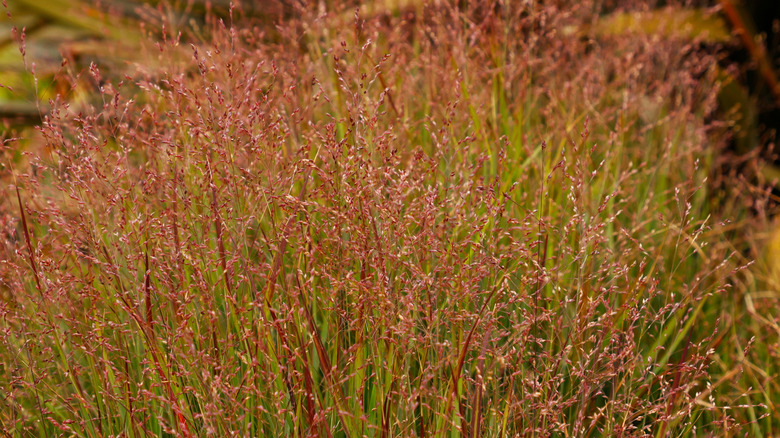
(144, 243), (153, 331)
(296, 279), (352, 438)
(15, 186), (42, 295)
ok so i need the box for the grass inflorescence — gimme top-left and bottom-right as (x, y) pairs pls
(0, 1), (774, 436)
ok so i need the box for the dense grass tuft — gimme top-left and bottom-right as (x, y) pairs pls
(0, 1), (775, 436)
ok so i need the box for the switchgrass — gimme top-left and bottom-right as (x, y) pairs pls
(0, 1), (771, 436)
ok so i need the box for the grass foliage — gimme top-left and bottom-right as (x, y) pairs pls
(0, 1), (775, 436)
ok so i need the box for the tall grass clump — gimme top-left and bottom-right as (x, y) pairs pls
(0, 1), (757, 436)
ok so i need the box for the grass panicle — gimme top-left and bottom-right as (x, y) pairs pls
(0, 0), (777, 436)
